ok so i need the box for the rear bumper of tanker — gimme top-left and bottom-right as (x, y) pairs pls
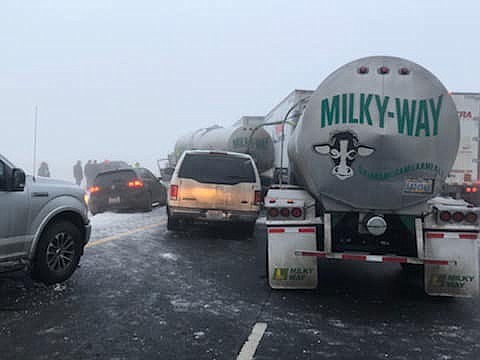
(266, 218), (479, 297)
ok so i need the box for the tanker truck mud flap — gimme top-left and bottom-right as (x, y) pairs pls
(424, 231), (479, 297)
(268, 226), (318, 289)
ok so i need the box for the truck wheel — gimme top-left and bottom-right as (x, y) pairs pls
(32, 221), (82, 285)
(167, 215), (181, 231)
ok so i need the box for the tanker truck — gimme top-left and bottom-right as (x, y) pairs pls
(265, 56), (479, 297)
(173, 116), (275, 184)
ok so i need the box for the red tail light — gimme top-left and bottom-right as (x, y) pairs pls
(439, 211), (451, 222)
(128, 180), (144, 188)
(254, 191), (262, 205)
(280, 208), (290, 217)
(465, 212), (478, 223)
(170, 185), (178, 200)
(291, 207), (303, 218)
(473, 187), (478, 193)
(89, 186), (100, 193)
(453, 212), (464, 222)
(268, 208), (279, 218)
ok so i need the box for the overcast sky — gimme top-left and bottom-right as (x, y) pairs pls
(1, 0), (479, 181)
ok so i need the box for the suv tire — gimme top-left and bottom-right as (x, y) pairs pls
(32, 221), (82, 285)
(167, 215), (181, 231)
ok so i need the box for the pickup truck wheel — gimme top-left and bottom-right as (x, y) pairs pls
(32, 221), (82, 285)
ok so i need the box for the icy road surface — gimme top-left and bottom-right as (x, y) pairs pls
(1, 206), (480, 359)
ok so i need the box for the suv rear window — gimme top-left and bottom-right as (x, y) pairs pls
(95, 169), (137, 186)
(179, 154), (256, 185)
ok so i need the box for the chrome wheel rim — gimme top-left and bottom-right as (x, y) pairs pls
(46, 232), (75, 272)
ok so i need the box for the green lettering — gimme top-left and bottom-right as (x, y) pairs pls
(415, 100), (430, 136)
(321, 95), (340, 127)
(342, 94), (347, 123)
(359, 93), (373, 125)
(348, 93), (358, 123)
(396, 98), (417, 136)
(375, 95), (389, 128)
(429, 95), (443, 136)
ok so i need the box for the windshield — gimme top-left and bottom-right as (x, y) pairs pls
(179, 154), (256, 185)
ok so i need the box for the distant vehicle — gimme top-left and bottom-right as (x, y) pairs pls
(0, 154), (91, 284)
(88, 168), (166, 215)
(167, 150), (262, 235)
(443, 93), (480, 205)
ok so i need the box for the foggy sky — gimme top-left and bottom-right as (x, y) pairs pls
(1, 0), (478, 181)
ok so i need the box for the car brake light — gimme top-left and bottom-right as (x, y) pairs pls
(254, 191), (262, 205)
(89, 186), (100, 193)
(473, 187), (478, 193)
(466, 187), (472, 193)
(170, 185), (178, 200)
(128, 180), (143, 188)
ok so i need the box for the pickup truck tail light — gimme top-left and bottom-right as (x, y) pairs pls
(89, 186), (100, 193)
(170, 185), (178, 200)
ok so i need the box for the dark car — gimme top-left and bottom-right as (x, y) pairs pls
(88, 168), (166, 215)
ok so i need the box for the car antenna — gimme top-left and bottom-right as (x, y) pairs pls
(32, 105), (38, 181)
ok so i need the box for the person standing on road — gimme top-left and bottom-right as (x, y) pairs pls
(73, 160), (83, 186)
(85, 160), (93, 188)
(38, 162), (51, 177)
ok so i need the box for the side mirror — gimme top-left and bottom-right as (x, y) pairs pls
(11, 168), (26, 191)
(157, 177), (163, 182)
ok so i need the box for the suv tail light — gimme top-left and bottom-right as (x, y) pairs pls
(254, 191), (262, 205)
(170, 185), (178, 200)
(128, 179), (144, 188)
(89, 186), (100, 193)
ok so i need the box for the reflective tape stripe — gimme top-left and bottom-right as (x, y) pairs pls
(382, 256), (407, 263)
(295, 250), (452, 266)
(427, 233), (444, 239)
(298, 228), (315, 233)
(268, 228), (285, 233)
(459, 234), (477, 240)
(424, 259), (450, 265)
(342, 254), (367, 261)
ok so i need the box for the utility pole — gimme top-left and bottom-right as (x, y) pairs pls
(33, 105), (38, 177)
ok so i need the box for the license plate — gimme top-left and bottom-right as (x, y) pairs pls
(404, 178), (434, 194)
(108, 196), (121, 204)
(206, 210), (224, 220)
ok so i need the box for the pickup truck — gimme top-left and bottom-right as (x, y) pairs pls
(0, 154), (91, 284)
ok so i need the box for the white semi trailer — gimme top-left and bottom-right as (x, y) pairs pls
(265, 56), (479, 297)
(444, 93), (480, 204)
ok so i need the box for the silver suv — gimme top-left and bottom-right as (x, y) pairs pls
(0, 154), (91, 284)
(167, 150), (262, 235)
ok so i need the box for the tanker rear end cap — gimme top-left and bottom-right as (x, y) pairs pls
(288, 56), (459, 212)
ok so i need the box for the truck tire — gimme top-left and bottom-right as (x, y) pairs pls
(31, 221), (82, 285)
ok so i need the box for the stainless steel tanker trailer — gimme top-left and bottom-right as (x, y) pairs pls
(173, 117), (275, 180)
(265, 56), (479, 297)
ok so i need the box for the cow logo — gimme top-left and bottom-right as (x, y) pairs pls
(313, 131), (375, 180)
(272, 268), (289, 281)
